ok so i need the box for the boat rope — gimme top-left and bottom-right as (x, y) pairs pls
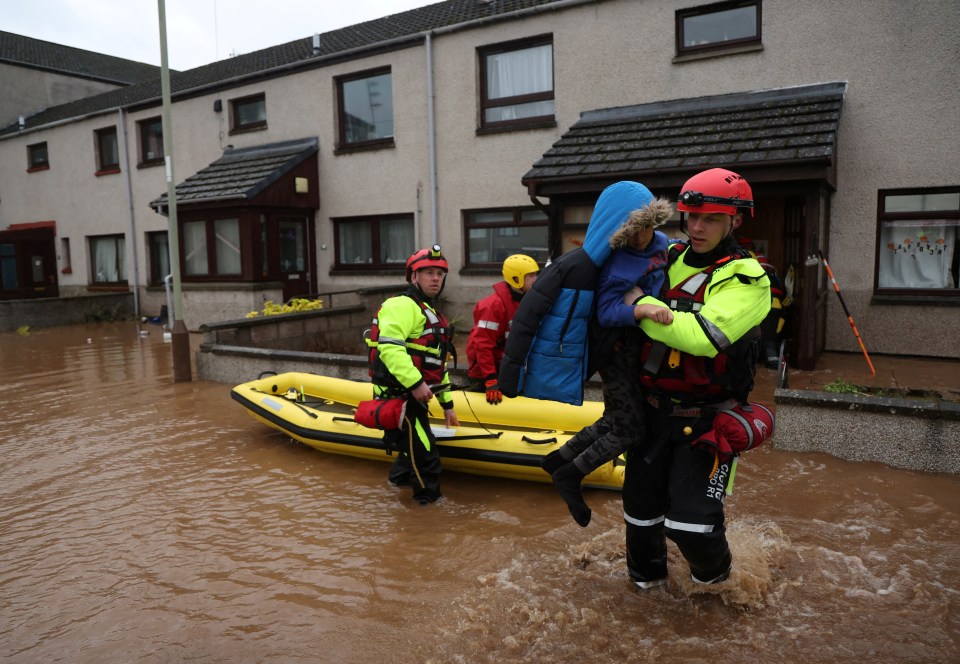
(405, 415), (426, 489)
(249, 387), (318, 419)
(453, 384), (499, 438)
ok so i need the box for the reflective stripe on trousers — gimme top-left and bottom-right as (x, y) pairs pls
(623, 512), (715, 533)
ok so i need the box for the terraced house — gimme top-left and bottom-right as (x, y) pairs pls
(1, 0), (957, 368)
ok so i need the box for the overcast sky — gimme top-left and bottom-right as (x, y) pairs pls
(7, 0), (440, 71)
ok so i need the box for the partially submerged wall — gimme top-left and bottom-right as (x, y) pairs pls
(773, 388), (960, 474)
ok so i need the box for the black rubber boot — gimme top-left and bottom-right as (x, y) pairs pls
(551, 462), (590, 527)
(540, 449), (568, 475)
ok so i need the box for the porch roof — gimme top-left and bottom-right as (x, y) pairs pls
(523, 81), (847, 196)
(149, 137), (318, 211)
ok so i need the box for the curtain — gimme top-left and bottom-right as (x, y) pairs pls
(339, 221), (372, 264)
(215, 219), (241, 275)
(380, 218), (414, 264)
(878, 220), (956, 289)
(487, 44), (552, 121)
(93, 236), (123, 282)
(183, 221), (208, 276)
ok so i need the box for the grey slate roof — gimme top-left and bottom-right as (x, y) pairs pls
(149, 137), (318, 210)
(1, 0), (573, 136)
(522, 82), (847, 188)
(0, 30), (163, 84)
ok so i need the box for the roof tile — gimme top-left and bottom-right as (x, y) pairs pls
(150, 137), (318, 208)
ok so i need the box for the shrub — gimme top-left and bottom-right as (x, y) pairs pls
(245, 298), (324, 318)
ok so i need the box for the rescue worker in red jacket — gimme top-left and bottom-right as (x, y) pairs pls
(466, 254), (539, 404)
(367, 245), (459, 504)
(621, 168), (771, 588)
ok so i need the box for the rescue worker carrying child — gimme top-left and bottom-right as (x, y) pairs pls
(620, 168), (773, 588)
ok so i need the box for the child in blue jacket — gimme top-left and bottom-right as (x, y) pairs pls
(500, 181), (663, 406)
(542, 197), (675, 526)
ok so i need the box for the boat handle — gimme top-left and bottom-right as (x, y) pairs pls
(522, 435), (558, 445)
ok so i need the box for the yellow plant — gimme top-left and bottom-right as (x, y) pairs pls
(246, 298), (323, 318)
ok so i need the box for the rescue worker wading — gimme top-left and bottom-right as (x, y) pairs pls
(620, 168), (771, 588)
(466, 254), (539, 404)
(366, 245), (459, 504)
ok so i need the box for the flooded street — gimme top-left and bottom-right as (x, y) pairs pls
(2, 322), (958, 662)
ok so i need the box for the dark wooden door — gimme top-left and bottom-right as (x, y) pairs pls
(0, 227), (58, 300)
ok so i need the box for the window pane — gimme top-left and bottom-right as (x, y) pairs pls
(215, 219), (241, 275)
(343, 72), (393, 143)
(467, 225), (549, 264)
(683, 6), (757, 48)
(260, 216), (269, 276)
(141, 119), (163, 161)
(91, 235), (124, 282)
(485, 99), (555, 123)
(236, 98), (266, 126)
(30, 255), (44, 282)
(150, 232), (170, 283)
(184, 221), (208, 276)
(1, 243), (17, 289)
(379, 217), (415, 264)
(28, 143), (48, 168)
(885, 193), (960, 213)
(339, 221), (373, 264)
(471, 211), (515, 226)
(487, 44), (553, 99)
(279, 219), (305, 272)
(878, 220), (957, 289)
(98, 129), (118, 169)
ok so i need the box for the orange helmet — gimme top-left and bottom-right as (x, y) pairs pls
(677, 168), (754, 217)
(405, 244), (448, 283)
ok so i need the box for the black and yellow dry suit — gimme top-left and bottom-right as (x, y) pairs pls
(366, 285), (454, 503)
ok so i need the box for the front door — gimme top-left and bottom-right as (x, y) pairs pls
(0, 227), (58, 300)
(277, 216), (310, 301)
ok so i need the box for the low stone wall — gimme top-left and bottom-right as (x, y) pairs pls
(197, 285), (405, 356)
(773, 388), (960, 474)
(0, 292), (134, 333)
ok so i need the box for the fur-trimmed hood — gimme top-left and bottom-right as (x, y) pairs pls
(608, 197), (674, 249)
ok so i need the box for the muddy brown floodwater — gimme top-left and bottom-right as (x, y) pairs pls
(1, 322), (958, 663)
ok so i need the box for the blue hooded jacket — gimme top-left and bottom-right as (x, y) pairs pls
(498, 181), (657, 405)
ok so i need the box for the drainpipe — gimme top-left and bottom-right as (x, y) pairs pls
(117, 107), (141, 318)
(425, 32), (438, 245)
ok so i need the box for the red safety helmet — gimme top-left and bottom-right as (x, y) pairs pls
(405, 244), (448, 283)
(677, 168), (754, 217)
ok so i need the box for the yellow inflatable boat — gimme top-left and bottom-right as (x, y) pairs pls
(231, 372), (622, 489)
